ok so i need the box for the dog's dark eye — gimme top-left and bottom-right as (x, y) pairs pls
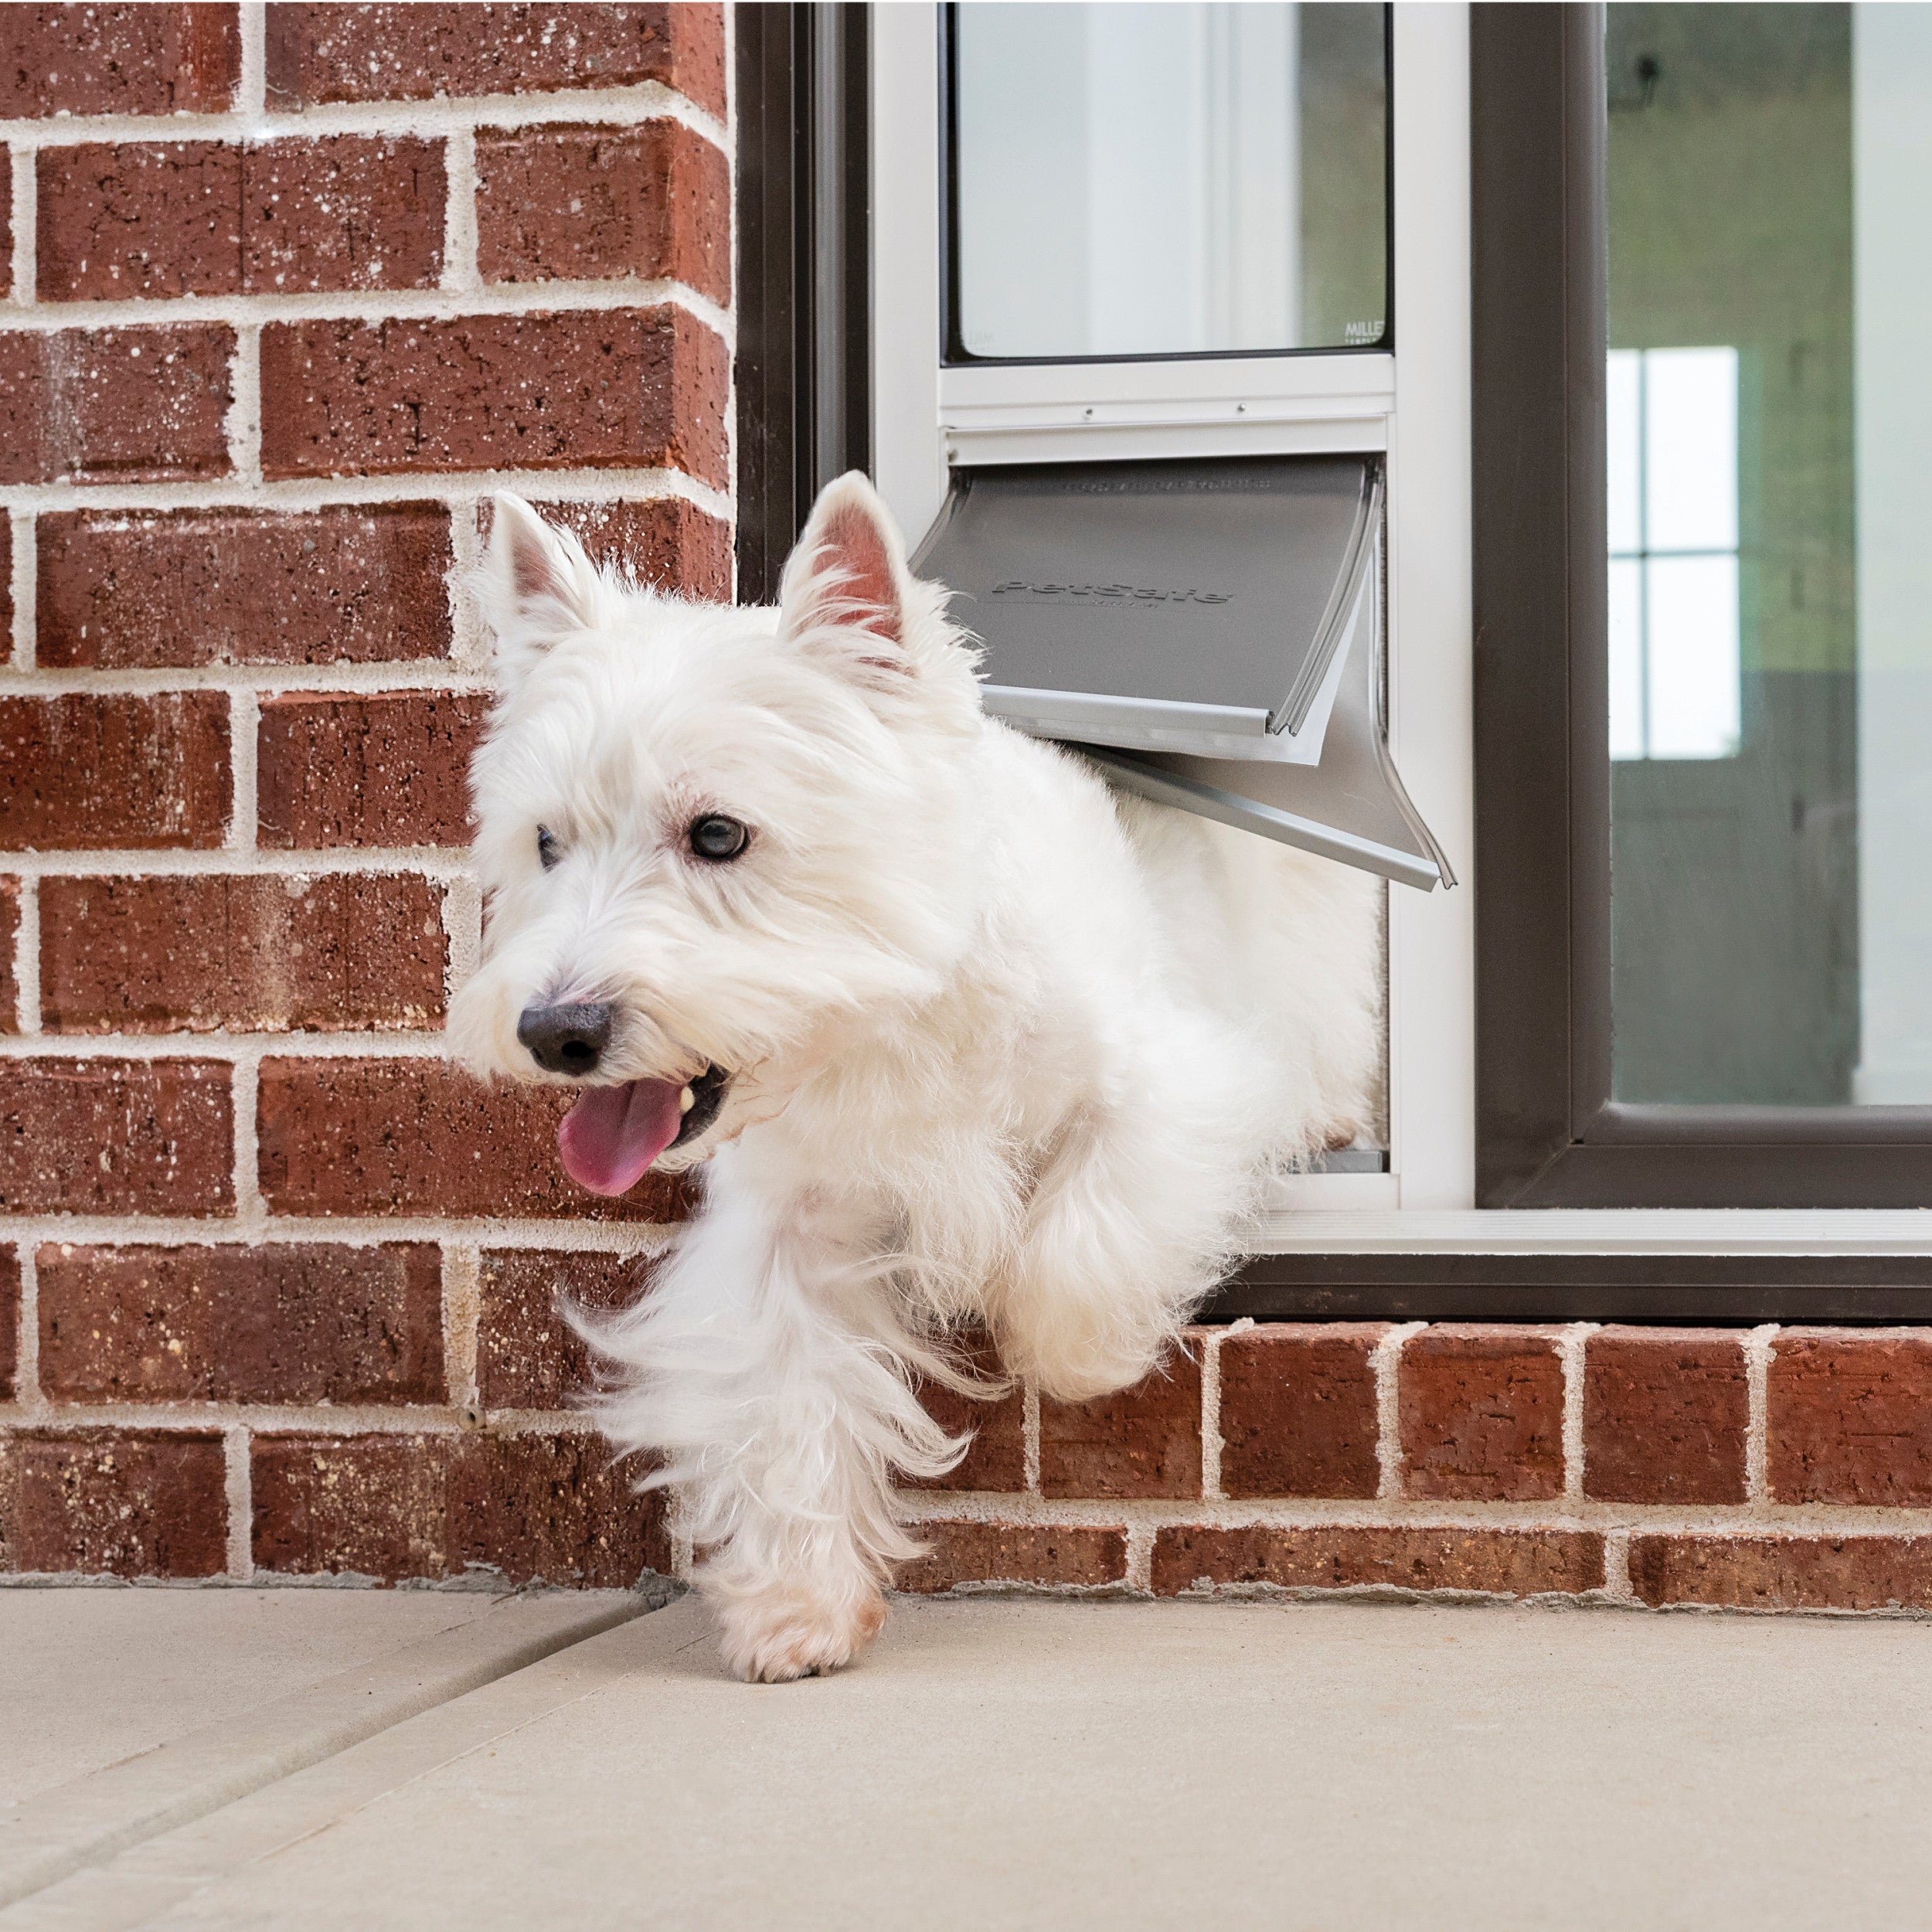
(689, 815), (750, 862)
(536, 826), (561, 870)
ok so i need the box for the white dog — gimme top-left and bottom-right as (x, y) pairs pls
(452, 476), (1381, 1681)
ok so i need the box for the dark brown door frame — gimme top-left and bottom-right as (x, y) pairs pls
(734, 2), (872, 604)
(1471, 2), (1932, 1210)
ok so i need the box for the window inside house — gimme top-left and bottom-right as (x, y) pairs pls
(1607, 346), (1742, 763)
(1606, 2), (1932, 1107)
(948, 2), (1388, 361)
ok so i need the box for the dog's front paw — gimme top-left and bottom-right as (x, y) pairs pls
(716, 1580), (888, 1683)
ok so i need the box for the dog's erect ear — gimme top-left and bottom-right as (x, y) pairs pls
(777, 472), (913, 672)
(478, 495), (600, 675)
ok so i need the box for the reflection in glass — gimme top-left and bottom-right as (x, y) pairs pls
(1607, 345), (1742, 760)
(1607, 3), (1932, 1104)
(950, 3), (1387, 361)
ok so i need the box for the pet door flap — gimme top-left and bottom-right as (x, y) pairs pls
(911, 456), (1454, 890)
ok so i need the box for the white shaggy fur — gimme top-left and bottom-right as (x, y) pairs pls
(452, 476), (1381, 1682)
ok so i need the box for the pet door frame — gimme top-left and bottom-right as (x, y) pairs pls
(870, 1), (1475, 1230)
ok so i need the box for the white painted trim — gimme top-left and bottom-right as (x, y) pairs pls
(940, 352), (1394, 412)
(871, 2), (948, 545)
(947, 415), (1389, 467)
(1247, 1207), (1932, 1256)
(940, 352), (1394, 464)
(1383, 5), (1476, 1213)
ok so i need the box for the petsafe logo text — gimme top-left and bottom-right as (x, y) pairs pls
(992, 581), (1232, 606)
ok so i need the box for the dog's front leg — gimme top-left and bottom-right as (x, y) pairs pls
(590, 1164), (959, 1682)
(997, 1094), (1238, 1404)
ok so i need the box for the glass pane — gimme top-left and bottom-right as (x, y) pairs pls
(1643, 346), (1739, 553)
(1607, 349), (1642, 554)
(1609, 556), (1646, 759)
(950, 3), (1388, 361)
(1607, 2), (1932, 1104)
(1645, 555), (1741, 758)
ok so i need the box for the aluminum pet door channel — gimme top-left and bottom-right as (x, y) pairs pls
(912, 456), (1454, 890)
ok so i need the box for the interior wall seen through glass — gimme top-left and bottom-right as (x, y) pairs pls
(951, 2), (1387, 361)
(1605, 2), (1932, 1107)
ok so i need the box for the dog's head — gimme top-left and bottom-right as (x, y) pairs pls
(450, 474), (986, 1193)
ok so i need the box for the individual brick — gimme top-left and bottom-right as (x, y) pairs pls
(904, 1329), (1026, 1494)
(1151, 1525), (1606, 1599)
(37, 137), (445, 301)
(243, 136), (445, 292)
(1218, 1322), (1386, 1500)
(256, 692), (486, 849)
(39, 141), (241, 301)
(0, 1429), (228, 1578)
(0, 1059), (233, 1214)
(0, 877), (18, 1033)
(40, 873), (447, 1033)
(39, 505), (454, 669)
(0, 693), (230, 849)
(258, 310), (730, 488)
(256, 1056), (689, 1223)
(265, 4), (726, 121)
(1399, 1325), (1565, 1501)
(39, 1242), (444, 1405)
(250, 1430), (670, 1586)
(1583, 1327), (1747, 1505)
(894, 1521), (1128, 1594)
(0, 1249), (18, 1400)
(1630, 1534), (1932, 1612)
(1769, 1330), (1932, 1505)
(477, 495), (730, 604)
(0, 328), (233, 485)
(477, 1248), (652, 1410)
(1039, 1345), (1201, 1499)
(0, 150), (11, 298)
(0, 515), (11, 636)
(476, 121), (730, 303)
(0, 6), (239, 118)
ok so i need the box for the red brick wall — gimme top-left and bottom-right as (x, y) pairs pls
(0, 2), (726, 1586)
(2, 8), (1929, 1624)
(901, 1322), (1932, 1613)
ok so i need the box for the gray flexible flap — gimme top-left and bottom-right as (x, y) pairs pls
(1085, 515), (1454, 890)
(912, 456), (1373, 748)
(911, 455), (1454, 891)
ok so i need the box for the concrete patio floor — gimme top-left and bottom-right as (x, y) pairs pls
(3, 1587), (1929, 1930)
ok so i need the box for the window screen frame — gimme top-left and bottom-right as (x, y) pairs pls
(1471, 0), (1932, 1211)
(935, 0), (1397, 371)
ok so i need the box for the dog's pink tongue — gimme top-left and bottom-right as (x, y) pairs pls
(557, 1079), (684, 1196)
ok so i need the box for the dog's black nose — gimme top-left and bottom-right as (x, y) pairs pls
(516, 1002), (614, 1077)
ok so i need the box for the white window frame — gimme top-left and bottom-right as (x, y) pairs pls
(869, 2), (1930, 1259)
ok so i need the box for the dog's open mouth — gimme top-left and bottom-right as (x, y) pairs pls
(556, 1065), (730, 1196)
